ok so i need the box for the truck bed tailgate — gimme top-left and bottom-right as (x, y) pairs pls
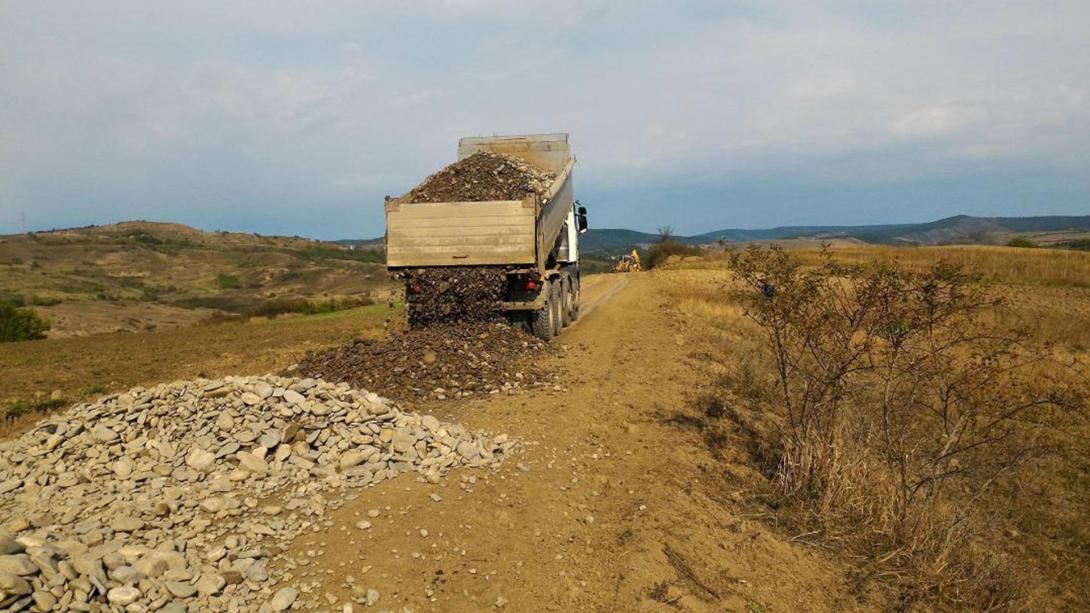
(385, 199), (537, 267)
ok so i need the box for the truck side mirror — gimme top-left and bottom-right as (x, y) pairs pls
(577, 206), (588, 234)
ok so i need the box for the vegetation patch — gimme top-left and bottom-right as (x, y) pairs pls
(716, 245), (1088, 609)
(248, 295), (376, 319)
(216, 272), (243, 289)
(0, 300), (51, 342)
(4, 397), (66, 420)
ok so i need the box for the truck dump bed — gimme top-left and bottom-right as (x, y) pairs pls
(385, 133), (574, 272)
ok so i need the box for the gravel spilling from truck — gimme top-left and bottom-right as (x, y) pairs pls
(406, 151), (555, 204)
(405, 266), (507, 328)
(294, 321), (557, 401)
(0, 376), (513, 611)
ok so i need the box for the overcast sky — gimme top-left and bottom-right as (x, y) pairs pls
(2, 1), (1088, 238)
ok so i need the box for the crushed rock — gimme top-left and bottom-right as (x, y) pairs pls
(404, 266), (507, 328)
(0, 375), (513, 611)
(406, 151), (555, 205)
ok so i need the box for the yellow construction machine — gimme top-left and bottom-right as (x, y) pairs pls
(613, 250), (641, 273)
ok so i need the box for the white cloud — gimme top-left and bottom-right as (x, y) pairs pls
(1, 0), (1088, 236)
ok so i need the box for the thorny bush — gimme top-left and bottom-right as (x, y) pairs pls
(727, 244), (1086, 608)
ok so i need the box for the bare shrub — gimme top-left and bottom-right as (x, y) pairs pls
(727, 244), (1086, 607)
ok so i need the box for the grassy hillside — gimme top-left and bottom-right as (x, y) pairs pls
(0, 221), (393, 337)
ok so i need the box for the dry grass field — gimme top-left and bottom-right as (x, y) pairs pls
(0, 303), (401, 432)
(657, 243), (1090, 610)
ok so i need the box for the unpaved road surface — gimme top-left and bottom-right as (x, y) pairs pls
(279, 273), (865, 612)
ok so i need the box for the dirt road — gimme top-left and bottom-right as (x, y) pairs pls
(281, 273), (866, 612)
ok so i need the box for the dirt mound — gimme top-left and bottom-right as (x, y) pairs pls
(406, 151), (555, 204)
(405, 266), (507, 328)
(294, 322), (556, 401)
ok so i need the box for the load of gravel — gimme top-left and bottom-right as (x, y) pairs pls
(0, 375), (513, 611)
(405, 151), (555, 205)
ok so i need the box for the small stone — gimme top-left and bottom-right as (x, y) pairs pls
(107, 585), (142, 605)
(270, 586), (298, 610)
(355, 521), (371, 530)
(283, 390), (306, 406)
(186, 447), (216, 471)
(338, 450), (369, 470)
(110, 516), (143, 532)
(32, 591), (57, 610)
(112, 459), (134, 478)
(0, 554), (37, 576)
(165, 580), (198, 598)
(0, 532), (22, 555)
(0, 478), (21, 495)
(236, 451), (268, 474)
(196, 572), (226, 596)
(0, 572), (31, 596)
(456, 441), (480, 461)
(91, 425), (118, 443)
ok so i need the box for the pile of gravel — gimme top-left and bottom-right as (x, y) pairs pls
(295, 322), (557, 402)
(406, 151), (555, 204)
(0, 375), (513, 611)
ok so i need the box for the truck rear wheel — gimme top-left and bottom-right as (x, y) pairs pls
(550, 280), (564, 335)
(560, 279), (573, 327)
(530, 285), (556, 340)
(570, 283), (580, 322)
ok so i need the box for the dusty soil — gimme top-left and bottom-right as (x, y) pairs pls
(294, 321), (555, 402)
(406, 151), (555, 204)
(273, 273), (872, 612)
(35, 300), (218, 338)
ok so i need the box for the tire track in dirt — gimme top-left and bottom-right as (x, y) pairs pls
(273, 272), (871, 612)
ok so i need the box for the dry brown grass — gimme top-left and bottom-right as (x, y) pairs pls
(659, 252), (1090, 611)
(785, 244), (1090, 288)
(0, 303), (401, 435)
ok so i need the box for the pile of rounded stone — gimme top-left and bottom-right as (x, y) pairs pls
(0, 375), (513, 611)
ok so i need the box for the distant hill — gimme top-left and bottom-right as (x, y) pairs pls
(0, 221), (392, 337)
(579, 215), (1090, 254)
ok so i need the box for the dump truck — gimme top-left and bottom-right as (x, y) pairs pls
(385, 133), (587, 340)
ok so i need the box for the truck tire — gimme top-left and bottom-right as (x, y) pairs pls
(550, 279), (564, 335)
(530, 284), (555, 340)
(570, 283), (580, 322)
(560, 279), (573, 327)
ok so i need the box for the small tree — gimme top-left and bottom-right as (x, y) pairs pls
(0, 301), (51, 342)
